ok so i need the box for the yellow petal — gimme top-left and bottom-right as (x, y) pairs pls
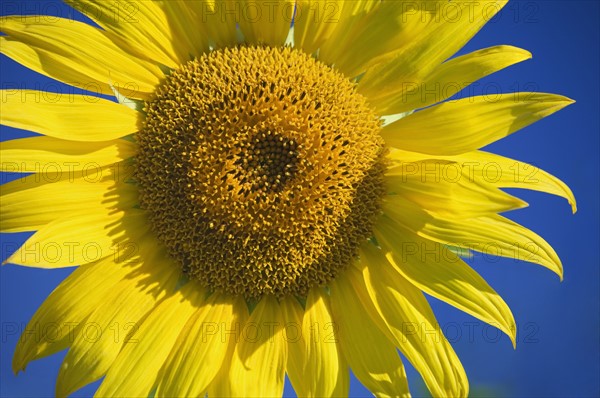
(386, 159), (526, 217)
(386, 148), (576, 213)
(319, 1), (446, 77)
(55, 242), (180, 397)
(95, 282), (205, 397)
(358, 1), (507, 102)
(206, 300), (250, 398)
(238, 0), (294, 46)
(5, 207), (148, 268)
(0, 17), (163, 98)
(228, 296), (287, 397)
(0, 137), (135, 173)
(199, 0), (240, 49)
(358, 244), (469, 397)
(0, 167), (135, 233)
(382, 93), (574, 156)
(454, 150), (576, 213)
(12, 255), (140, 372)
(303, 287), (349, 397)
(329, 273), (410, 397)
(156, 293), (241, 398)
(375, 216), (517, 346)
(280, 296), (308, 397)
(293, 0), (346, 56)
(66, 0), (187, 68)
(383, 199), (563, 278)
(386, 45), (532, 115)
(161, 1), (211, 59)
(0, 90), (140, 141)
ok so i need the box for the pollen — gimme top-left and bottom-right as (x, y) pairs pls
(136, 46), (386, 298)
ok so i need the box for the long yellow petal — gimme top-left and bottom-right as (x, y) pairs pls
(386, 159), (526, 217)
(55, 242), (180, 397)
(156, 293), (241, 398)
(95, 282), (205, 397)
(385, 45), (532, 115)
(454, 150), (577, 212)
(0, 90), (140, 141)
(296, 0), (399, 64)
(358, 245), (469, 397)
(383, 199), (563, 278)
(206, 300), (250, 398)
(228, 296), (287, 397)
(1, 166), (135, 233)
(358, 1), (507, 102)
(293, 0), (345, 56)
(382, 93), (574, 156)
(375, 216), (517, 345)
(198, 0), (240, 49)
(386, 148), (576, 212)
(5, 208), (148, 268)
(66, 0), (187, 68)
(280, 296), (308, 397)
(161, 1), (210, 59)
(238, 0), (294, 46)
(319, 1), (447, 77)
(0, 137), (135, 173)
(329, 273), (410, 397)
(12, 255), (141, 372)
(303, 287), (349, 397)
(0, 17), (163, 98)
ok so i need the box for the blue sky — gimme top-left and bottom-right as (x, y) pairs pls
(1, 1), (598, 397)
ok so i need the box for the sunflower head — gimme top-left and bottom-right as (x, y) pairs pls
(0, 1), (575, 397)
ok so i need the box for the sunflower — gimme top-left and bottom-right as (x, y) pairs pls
(0, 0), (576, 397)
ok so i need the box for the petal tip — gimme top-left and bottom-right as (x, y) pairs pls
(11, 356), (26, 375)
(509, 327), (517, 349)
(570, 199), (578, 214)
(507, 45), (533, 60)
(554, 96), (576, 108)
(554, 263), (565, 282)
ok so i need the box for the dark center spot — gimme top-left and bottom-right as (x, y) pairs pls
(233, 131), (299, 194)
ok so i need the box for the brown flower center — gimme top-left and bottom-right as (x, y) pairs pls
(136, 46), (386, 298)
